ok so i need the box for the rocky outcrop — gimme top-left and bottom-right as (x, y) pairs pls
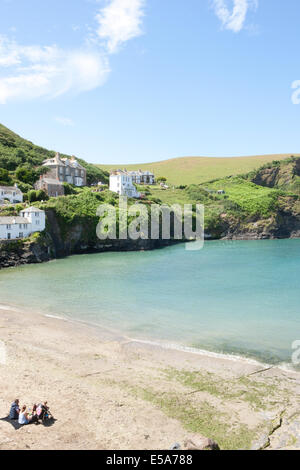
(252, 166), (280, 188)
(220, 213), (300, 240)
(251, 159), (300, 190)
(0, 239), (51, 269)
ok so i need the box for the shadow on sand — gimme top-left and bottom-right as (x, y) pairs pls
(0, 416), (56, 431)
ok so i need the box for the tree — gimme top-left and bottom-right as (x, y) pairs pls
(0, 167), (12, 185)
(157, 176), (167, 183)
(16, 149), (26, 164)
(27, 189), (48, 203)
(76, 158), (109, 186)
(36, 190), (48, 201)
(16, 166), (38, 185)
(63, 182), (77, 195)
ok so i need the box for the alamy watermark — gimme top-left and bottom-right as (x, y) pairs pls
(96, 196), (204, 251)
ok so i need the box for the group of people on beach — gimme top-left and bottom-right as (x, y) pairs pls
(9, 399), (52, 425)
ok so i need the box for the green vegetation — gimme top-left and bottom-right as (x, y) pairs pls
(156, 176), (167, 183)
(205, 177), (283, 217)
(162, 368), (278, 411)
(2, 122), (300, 244)
(36, 190), (109, 240)
(103, 370), (281, 450)
(15, 155), (299, 245)
(0, 123), (109, 196)
(0, 124), (51, 170)
(129, 385), (255, 450)
(136, 177), (286, 235)
(97, 154), (297, 186)
(0, 167), (12, 186)
(131, 156), (300, 238)
(27, 189), (48, 203)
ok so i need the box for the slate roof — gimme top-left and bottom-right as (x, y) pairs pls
(0, 217), (30, 225)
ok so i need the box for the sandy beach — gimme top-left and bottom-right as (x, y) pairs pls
(0, 305), (300, 450)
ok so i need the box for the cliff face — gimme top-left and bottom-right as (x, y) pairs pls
(213, 193), (300, 240)
(0, 209), (178, 269)
(252, 166), (280, 188)
(251, 159), (300, 192)
(219, 211), (300, 240)
(2, 203), (300, 270)
(44, 209), (179, 257)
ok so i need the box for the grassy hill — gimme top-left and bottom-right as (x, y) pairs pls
(97, 155), (299, 186)
(0, 123), (109, 188)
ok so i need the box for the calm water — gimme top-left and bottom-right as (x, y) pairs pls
(1, 239), (300, 366)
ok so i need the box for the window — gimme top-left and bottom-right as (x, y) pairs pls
(35, 212), (39, 217)
(19, 233), (23, 238)
(7, 233), (11, 240)
(6, 224), (11, 229)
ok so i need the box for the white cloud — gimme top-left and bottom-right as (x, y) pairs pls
(96, 0), (145, 53)
(55, 116), (75, 126)
(212, 0), (258, 33)
(0, 0), (147, 104)
(0, 36), (110, 104)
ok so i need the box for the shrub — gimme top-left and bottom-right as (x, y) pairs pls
(63, 182), (77, 195)
(0, 167), (12, 185)
(27, 189), (48, 203)
(16, 166), (38, 185)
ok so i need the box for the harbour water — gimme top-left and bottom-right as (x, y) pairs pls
(1, 239), (300, 366)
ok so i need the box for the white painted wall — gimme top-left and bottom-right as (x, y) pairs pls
(0, 187), (23, 204)
(0, 208), (46, 240)
(20, 209), (46, 231)
(109, 174), (140, 198)
(0, 222), (32, 240)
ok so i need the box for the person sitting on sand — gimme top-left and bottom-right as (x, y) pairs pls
(9, 399), (20, 420)
(18, 406), (34, 425)
(36, 401), (51, 421)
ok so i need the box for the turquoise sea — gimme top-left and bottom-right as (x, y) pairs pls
(1, 239), (300, 367)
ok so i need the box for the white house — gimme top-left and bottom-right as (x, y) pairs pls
(128, 170), (155, 185)
(109, 170), (140, 198)
(0, 185), (23, 205)
(0, 207), (46, 240)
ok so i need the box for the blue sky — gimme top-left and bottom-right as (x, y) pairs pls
(0, 0), (300, 164)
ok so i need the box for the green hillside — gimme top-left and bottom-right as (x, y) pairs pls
(132, 156), (300, 238)
(97, 155), (299, 186)
(0, 123), (109, 188)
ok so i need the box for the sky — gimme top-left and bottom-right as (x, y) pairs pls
(0, 0), (300, 164)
